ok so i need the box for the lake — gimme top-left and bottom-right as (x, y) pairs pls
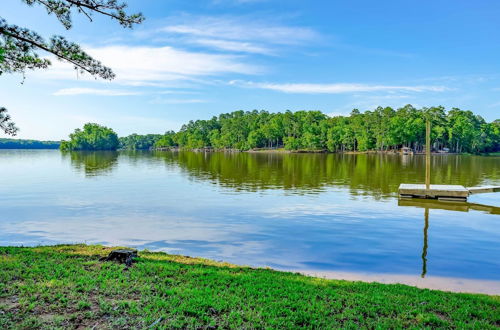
(1, 150), (499, 293)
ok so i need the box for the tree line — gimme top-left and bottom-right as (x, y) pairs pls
(0, 138), (60, 149)
(119, 134), (163, 150)
(153, 105), (499, 153)
(60, 105), (499, 153)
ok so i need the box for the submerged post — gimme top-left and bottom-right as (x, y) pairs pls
(425, 119), (431, 191)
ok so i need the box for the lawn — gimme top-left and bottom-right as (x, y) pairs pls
(0, 245), (498, 329)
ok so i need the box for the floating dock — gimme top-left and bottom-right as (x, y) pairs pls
(398, 119), (499, 202)
(398, 184), (500, 201)
(399, 184), (468, 200)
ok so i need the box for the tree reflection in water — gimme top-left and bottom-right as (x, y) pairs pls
(64, 151), (500, 200)
(153, 151), (499, 199)
(63, 151), (118, 177)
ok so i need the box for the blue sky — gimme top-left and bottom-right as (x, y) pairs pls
(1, 0), (500, 140)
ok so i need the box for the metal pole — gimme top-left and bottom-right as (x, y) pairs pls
(425, 119), (431, 191)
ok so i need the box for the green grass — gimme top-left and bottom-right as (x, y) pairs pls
(0, 245), (498, 329)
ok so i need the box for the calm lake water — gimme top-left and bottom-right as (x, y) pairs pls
(1, 150), (499, 293)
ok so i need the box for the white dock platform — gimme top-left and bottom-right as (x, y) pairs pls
(399, 184), (500, 201)
(398, 184), (469, 200)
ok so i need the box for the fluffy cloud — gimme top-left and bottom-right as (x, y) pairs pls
(154, 15), (319, 55)
(160, 16), (318, 45)
(42, 45), (262, 85)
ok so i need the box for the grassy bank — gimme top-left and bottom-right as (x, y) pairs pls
(0, 245), (498, 329)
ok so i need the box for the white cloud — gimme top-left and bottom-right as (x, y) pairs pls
(231, 81), (449, 94)
(158, 15), (319, 49)
(42, 45), (262, 85)
(53, 88), (142, 96)
(192, 39), (274, 55)
(161, 19), (316, 44)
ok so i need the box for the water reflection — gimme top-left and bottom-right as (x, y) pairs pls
(1, 149), (498, 293)
(422, 208), (429, 278)
(64, 150), (500, 199)
(398, 199), (500, 214)
(62, 150), (500, 282)
(398, 198), (500, 279)
(63, 151), (118, 176)
(156, 152), (499, 197)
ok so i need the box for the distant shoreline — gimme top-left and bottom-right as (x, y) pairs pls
(0, 137), (60, 150)
(2, 147), (499, 156)
(153, 147), (493, 155)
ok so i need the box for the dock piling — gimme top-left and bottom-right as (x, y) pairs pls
(425, 119), (431, 192)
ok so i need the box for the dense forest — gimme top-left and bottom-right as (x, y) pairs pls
(119, 134), (162, 150)
(54, 105), (499, 153)
(0, 138), (60, 149)
(148, 105), (499, 153)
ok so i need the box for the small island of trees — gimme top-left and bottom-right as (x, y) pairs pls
(60, 123), (119, 151)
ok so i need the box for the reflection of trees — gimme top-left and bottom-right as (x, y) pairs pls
(62, 150), (499, 197)
(152, 151), (499, 198)
(63, 151), (118, 177)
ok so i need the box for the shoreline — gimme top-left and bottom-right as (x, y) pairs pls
(1, 148), (498, 156)
(2, 243), (498, 295)
(298, 270), (500, 295)
(1, 245), (498, 328)
(152, 147), (491, 155)
(1, 244), (499, 328)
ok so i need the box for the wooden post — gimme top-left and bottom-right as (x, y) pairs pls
(425, 120), (431, 191)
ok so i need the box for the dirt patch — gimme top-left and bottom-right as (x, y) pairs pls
(434, 312), (450, 321)
(0, 296), (19, 310)
(39, 313), (57, 322)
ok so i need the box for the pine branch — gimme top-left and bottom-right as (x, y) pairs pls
(22, 0), (144, 29)
(0, 19), (115, 79)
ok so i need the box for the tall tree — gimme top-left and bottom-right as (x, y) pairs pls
(0, 0), (144, 134)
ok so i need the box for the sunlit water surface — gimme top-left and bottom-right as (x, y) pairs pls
(1, 150), (499, 293)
